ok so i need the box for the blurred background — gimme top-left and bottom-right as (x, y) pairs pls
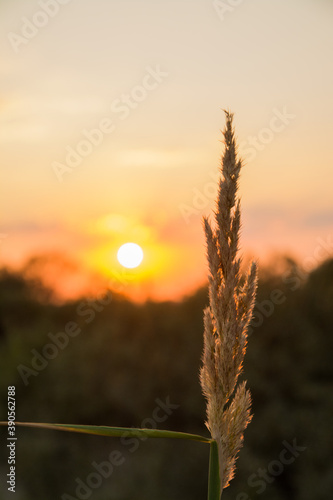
(1, 0), (333, 498)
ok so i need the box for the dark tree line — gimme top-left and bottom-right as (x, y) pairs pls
(0, 258), (332, 500)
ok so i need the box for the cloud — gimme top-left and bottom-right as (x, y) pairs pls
(302, 211), (333, 228)
(0, 221), (59, 233)
(244, 206), (333, 233)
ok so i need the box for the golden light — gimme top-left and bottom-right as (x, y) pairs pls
(117, 242), (144, 269)
(80, 214), (193, 302)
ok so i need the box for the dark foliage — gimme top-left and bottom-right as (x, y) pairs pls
(0, 259), (332, 499)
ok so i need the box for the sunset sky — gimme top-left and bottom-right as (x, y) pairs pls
(1, 0), (333, 301)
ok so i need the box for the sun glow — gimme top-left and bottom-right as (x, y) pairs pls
(117, 242), (144, 269)
(79, 214), (205, 302)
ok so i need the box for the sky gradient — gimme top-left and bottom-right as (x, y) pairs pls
(1, 0), (333, 301)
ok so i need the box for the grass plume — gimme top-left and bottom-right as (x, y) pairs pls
(200, 111), (258, 494)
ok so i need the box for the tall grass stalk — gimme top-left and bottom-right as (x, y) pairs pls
(200, 111), (258, 494)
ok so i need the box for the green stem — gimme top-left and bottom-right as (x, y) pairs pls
(208, 440), (221, 500)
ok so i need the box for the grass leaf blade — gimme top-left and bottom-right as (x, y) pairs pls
(0, 421), (211, 443)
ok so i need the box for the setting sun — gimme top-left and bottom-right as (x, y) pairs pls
(117, 243), (144, 269)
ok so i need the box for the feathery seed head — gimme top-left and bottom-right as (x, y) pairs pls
(200, 112), (257, 495)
